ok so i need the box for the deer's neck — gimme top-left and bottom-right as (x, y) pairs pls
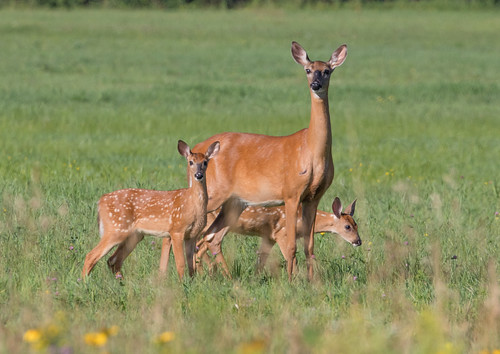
(189, 181), (209, 214)
(312, 213), (333, 233)
(307, 91), (332, 156)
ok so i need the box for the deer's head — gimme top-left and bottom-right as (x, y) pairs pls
(178, 140), (220, 184)
(331, 197), (361, 247)
(291, 41), (347, 97)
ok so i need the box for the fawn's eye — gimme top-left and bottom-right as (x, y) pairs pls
(324, 70), (330, 75)
(345, 225), (351, 230)
(189, 161), (193, 166)
(203, 161), (208, 167)
(306, 69), (311, 74)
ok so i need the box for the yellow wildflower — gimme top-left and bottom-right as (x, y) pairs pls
(23, 329), (42, 343)
(84, 332), (108, 347)
(155, 331), (175, 344)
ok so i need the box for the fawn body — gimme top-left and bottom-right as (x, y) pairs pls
(191, 42), (347, 280)
(82, 140), (220, 280)
(159, 198), (360, 276)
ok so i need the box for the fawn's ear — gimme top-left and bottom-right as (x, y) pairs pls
(332, 197), (342, 219)
(206, 141), (220, 160)
(291, 41), (311, 67)
(328, 44), (347, 69)
(177, 140), (191, 159)
(344, 199), (357, 217)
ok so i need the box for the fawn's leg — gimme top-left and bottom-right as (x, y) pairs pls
(206, 229), (232, 278)
(170, 234), (186, 280)
(256, 236), (276, 272)
(204, 197), (245, 242)
(82, 231), (131, 278)
(185, 238), (197, 277)
(159, 238), (172, 274)
(107, 232), (144, 276)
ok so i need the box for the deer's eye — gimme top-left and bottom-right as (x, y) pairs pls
(306, 69), (311, 74)
(345, 225), (351, 230)
(324, 70), (330, 75)
(189, 161), (193, 166)
(203, 161), (208, 167)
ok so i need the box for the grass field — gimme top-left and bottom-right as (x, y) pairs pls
(0, 7), (499, 353)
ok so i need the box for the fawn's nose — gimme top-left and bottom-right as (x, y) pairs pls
(352, 239), (362, 247)
(194, 172), (204, 181)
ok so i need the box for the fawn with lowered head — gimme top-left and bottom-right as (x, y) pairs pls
(81, 140), (220, 280)
(160, 197), (360, 277)
(191, 42), (348, 280)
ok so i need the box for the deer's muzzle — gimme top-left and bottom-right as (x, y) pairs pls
(310, 81), (322, 91)
(194, 172), (204, 181)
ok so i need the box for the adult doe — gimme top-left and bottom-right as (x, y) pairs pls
(191, 42), (347, 280)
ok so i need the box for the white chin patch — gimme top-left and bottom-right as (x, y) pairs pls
(312, 90), (326, 99)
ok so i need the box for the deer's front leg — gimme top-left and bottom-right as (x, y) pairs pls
(301, 201), (319, 281)
(185, 237), (197, 277)
(284, 198), (300, 281)
(170, 234), (186, 280)
(159, 237), (172, 274)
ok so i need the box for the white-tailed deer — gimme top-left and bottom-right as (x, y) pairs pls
(81, 140), (220, 280)
(159, 197), (360, 277)
(190, 42), (347, 280)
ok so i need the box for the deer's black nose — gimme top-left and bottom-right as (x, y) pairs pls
(352, 239), (362, 247)
(194, 172), (204, 181)
(310, 81), (322, 91)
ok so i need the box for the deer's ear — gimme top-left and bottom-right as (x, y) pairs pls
(291, 41), (311, 67)
(328, 44), (347, 69)
(206, 141), (220, 160)
(177, 140), (191, 159)
(332, 197), (342, 219)
(344, 199), (356, 217)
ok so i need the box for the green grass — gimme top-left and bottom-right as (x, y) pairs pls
(0, 7), (499, 353)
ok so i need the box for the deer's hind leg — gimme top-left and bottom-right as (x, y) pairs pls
(82, 231), (129, 278)
(107, 231), (144, 276)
